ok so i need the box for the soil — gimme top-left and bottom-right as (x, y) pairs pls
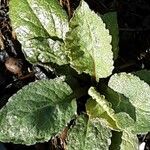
(0, 0), (150, 149)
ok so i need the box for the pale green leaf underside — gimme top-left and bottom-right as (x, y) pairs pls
(109, 72), (150, 133)
(120, 131), (138, 150)
(64, 1), (114, 80)
(67, 115), (112, 150)
(0, 78), (76, 145)
(9, 0), (69, 65)
(110, 130), (138, 150)
(86, 87), (134, 131)
(101, 12), (119, 60)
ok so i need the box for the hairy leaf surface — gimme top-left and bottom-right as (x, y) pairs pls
(0, 78), (76, 145)
(86, 87), (134, 131)
(67, 115), (111, 150)
(9, 0), (69, 65)
(109, 72), (150, 133)
(63, 1), (114, 80)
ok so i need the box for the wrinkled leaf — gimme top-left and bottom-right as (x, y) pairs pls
(63, 1), (114, 80)
(99, 85), (136, 125)
(100, 85), (150, 133)
(9, 0), (69, 65)
(67, 115), (112, 150)
(0, 78), (77, 145)
(109, 72), (150, 133)
(110, 130), (138, 150)
(101, 12), (119, 60)
(86, 87), (134, 131)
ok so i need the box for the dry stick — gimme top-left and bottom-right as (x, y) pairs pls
(119, 28), (150, 32)
(115, 61), (138, 71)
(19, 72), (35, 80)
(66, 0), (72, 18)
(60, 0), (72, 18)
(0, 31), (4, 50)
(0, 0), (7, 6)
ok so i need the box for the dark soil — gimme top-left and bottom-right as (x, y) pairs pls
(0, 0), (150, 149)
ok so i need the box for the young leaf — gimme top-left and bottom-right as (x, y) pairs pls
(101, 12), (119, 60)
(109, 130), (138, 150)
(9, 0), (69, 65)
(63, 1), (114, 80)
(86, 87), (134, 131)
(0, 78), (77, 145)
(67, 115), (112, 150)
(100, 86), (136, 126)
(109, 72), (150, 133)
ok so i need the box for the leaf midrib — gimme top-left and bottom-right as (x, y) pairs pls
(26, 0), (63, 41)
(86, 20), (96, 78)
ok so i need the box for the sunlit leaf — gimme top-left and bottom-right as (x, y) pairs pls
(63, 1), (114, 80)
(9, 0), (69, 65)
(67, 115), (112, 150)
(109, 72), (150, 133)
(0, 78), (77, 145)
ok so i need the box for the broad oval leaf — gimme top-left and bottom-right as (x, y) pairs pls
(0, 78), (77, 145)
(63, 1), (114, 80)
(109, 72), (150, 111)
(86, 87), (134, 131)
(9, 0), (69, 65)
(67, 115), (112, 150)
(108, 72), (150, 133)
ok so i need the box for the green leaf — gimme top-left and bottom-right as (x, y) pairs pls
(0, 78), (77, 145)
(9, 0), (69, 65)
(63, 1), (114, 80)
(100, 85), (136, 130)
(67, 115), (112, 150)
(86, 87), (134, 131)
(99, 85), (136, 125)
(109, 72), (150, 133)
(133, 69), (150, 85)
(109, 130), (138, 150)
(101, 12), (119, 60)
